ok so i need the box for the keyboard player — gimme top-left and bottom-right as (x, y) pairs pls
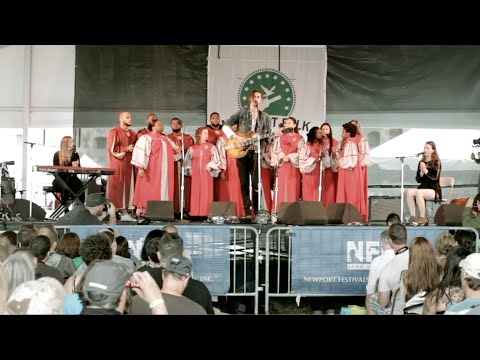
(52, 136), (84, 207)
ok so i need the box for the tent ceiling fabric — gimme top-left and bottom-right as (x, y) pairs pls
(370, 129), (480, 171)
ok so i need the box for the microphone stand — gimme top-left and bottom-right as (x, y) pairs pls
(318, 157), (323, 202)
(255, 134), (269, 224)
(395, 154), (420, 223)
(180, 125), (186, 220)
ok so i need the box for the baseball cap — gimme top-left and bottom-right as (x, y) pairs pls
(83, 260), (132, 305)
(86, 193), (109, 207)
(164, 255), (192, 277)
(459, 253), (480, 280)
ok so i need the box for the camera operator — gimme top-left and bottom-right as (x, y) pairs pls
(471, 138), (480, 193)
(55, 193), (117, 225)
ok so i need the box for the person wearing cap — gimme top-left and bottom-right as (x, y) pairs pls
(81, 259), (167, 315)
(55, 193), (117, 226)
(130, 254), (207, 315)
(444, 253), (480, 314)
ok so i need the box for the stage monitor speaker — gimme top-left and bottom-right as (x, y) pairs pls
(368, 196), (401, 223)
(327, 203), (362, 224)
(13, 199), (46, 221)
(145, 200), (174, 221)
(281, 201), (327, 225)
(209, 201), (237, 217)
(434, 204), (465, 226)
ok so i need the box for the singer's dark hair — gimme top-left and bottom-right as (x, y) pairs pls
(307, 127), (320, 144)
(170, 117), (183, 126)
(210, 112), (219, 119)
(320, 122), (334, 156)
(249, 89), (265, 101)
(147, 118), (160, 131)
(285, 117), (299, 133)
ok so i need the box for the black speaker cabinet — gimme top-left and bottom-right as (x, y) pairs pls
(434, 204), (465, 226)
(327, 203), (362, 224)
(369, 196), (401, 223)
(209, 201), (237, 217)
(281, 201), (328, 225)
(13, 199), (46, 221)
(145, 200), (174, 221)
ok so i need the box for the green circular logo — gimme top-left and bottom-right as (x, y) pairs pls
(238, 68), (296, 117)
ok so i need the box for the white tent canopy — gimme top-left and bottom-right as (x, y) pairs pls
(370, 129), (480, 171)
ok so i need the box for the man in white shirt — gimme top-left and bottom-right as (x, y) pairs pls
(365, 230), (395, 314)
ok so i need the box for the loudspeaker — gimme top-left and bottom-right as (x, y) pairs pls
(276, 202), (292, 223)
(368, 196), (401, 222)
(434, 204), (465, 226)
(145, 200), (174, 221)
(209, 201), (237, 217)
(13, 199), (46, 221)
(280, 201), (328, 225)
(326, 203), (362, 224)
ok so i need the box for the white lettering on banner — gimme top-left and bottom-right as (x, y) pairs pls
(346, 240), (380, 270)
(303, 276), (369, 283)
(194, 276), (213, 283)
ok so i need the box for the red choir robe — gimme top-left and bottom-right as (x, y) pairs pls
(270, 133), (304, 213)
(353, 134), (370, 222)
(184, 142), (221, 217)
(136, 128), (150, 141)
(216, 134), (245, 217)
(299, 142), (323, 202)
(131, 133), (179, 215)
(261, 143), (273, 213)
(336, 138), (361, 215)
(206, 126), (224, 146)
(167, 132), (195, 214)
(107, 126), (137, 209)
(321, 138), (340, 206)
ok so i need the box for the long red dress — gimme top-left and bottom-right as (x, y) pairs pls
(299, 142), (322, 202)
(353, 134), (370, 222)
(131, 133), (177, 212)
(216, 134), (245, 217)
(167, 132), (195, 214)
(270, 133), (304, 213)
(336, 138), (361, 215)
(322, 138), (340, 206)
(107, 126), (137, 209)
(185, 142), (221, 217)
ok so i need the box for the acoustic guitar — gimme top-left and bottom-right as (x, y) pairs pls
(226, 131), (274, 159)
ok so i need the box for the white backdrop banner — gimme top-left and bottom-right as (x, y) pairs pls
(207, 45), (327, 136)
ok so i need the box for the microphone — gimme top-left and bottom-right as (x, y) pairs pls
(415, 152), (424, 157)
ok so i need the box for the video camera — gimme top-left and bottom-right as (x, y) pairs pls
(474, 138), (480, 145)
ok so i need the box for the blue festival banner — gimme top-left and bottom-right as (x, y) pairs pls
(68, 224), (231, 295)
(290, 226), (467, 295)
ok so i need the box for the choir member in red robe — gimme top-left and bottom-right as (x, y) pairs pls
(136, 113), (157, 141)
(320, 122), (340, 206)
(216, 132), (245, 217)
(270, 117), (304, 213)
(131, 119), (180, 217)
(167, 118), (195, 217)
(350, 119), (371, 222)
(206, 112), (224, 145)
(299, 126), (324, 202)
(336, 122), (361, 215)
(184, 127), (221, 217)
(107, 111), (137, 216)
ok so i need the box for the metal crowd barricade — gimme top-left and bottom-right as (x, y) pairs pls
(227, 225), (260, 314)
(264, 225), (480, 315)
(53, 223), (261, 314)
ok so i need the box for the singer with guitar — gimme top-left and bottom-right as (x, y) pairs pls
(222, 89), (272, 219)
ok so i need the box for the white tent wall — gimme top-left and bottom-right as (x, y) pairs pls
(0, 45), (75, 209)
